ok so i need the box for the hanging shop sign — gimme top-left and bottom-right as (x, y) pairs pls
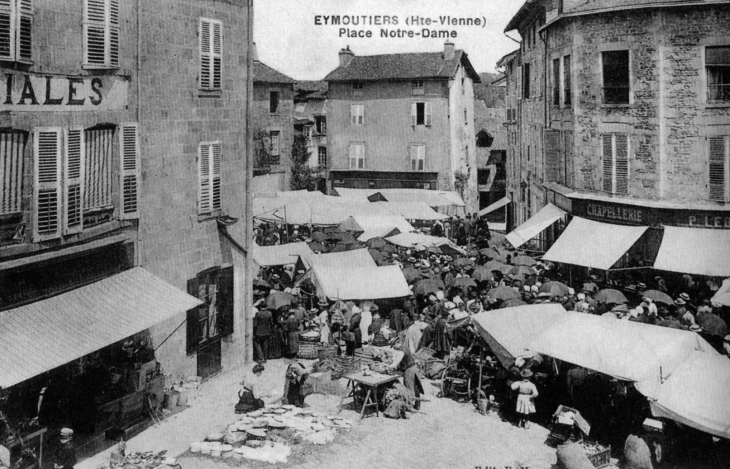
(0, 71), (129, 112)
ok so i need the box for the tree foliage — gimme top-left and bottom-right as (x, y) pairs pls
(290, 132), (312, 190)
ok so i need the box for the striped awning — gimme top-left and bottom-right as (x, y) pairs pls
(0, 267), (202, 388)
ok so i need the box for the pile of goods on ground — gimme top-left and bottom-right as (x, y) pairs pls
(106, 450), (178, 469)
(189, 404), (353, 464)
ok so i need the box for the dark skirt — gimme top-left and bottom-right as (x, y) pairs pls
(287, 331), (300, 355)
(269, 327), (284, 359)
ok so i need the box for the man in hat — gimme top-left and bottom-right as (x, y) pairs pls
(676, 298), (695, 327)
(283, 310), (301, 358)
(253, 306), (273, 363)
(432, 309), (452, 359)
(53, 428), (77, 469)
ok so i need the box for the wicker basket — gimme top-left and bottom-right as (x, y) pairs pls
(318, 345), (339, 360)
(297, 341), (319, 359)
(331, 357), (362, 380)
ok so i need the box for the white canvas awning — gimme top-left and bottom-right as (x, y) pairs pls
(653, 226), (730, 277)
(376, 201), (449, 221)
(252, 242), (315, 267)
(307, 248), (377, 270)
(332, 188), (465, 207)
(386, 232), (466, 255)
(542, 217), (648, 270)
(311, 265), (411, 300)
(477, 196), (511, 218)
(339, 215), (414, 234)
(505, 203), (566, 248)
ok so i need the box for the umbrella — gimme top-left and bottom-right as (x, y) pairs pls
(487, 286), (520, 301)
(368, 249), (386, 262)
(466, 249), (480, 257)
(479, 248), (503, 259)
(308, 241), (327, 253)
(512, 255), (537, 266)
(453, 258), (474, 268)
(402, 267), (423, 283)
(471, 267), (494, 282)
(422, 273), (445, 288)
(594, 288), (628, 304)
(253, 278), (271, 289)
(539, 281), (570, 297)
(266, 291), (296, 309)
(329, 231), (358, 245)
(696, 314), (729, 337)
(426, 246), (442, 255)
(510, 265), (536, 277)
(311, 231), (327, 243)
(641, 289), (674, 305)
(499, 298), (527, 308)
(366, 237), (387, 249)
(451, 277), (477, 289)
(380, 244), (399, 254)
(656, 319), (688, 330)
(483, 260), (511, 275)
(413, 279), (442, 296)
(329, 244), (349, 253)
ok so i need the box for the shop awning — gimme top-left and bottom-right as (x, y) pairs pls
(307, 248), (377, 270)
(541, 217), (647, 270)
(311, 265), (411, 300)
(252, 242), (315, 267)
(505, 203), (566, 248)
(338, 215), (414, 234)
(653, 226), (730, 277)
(0, 268), (203, 389)
(477, 196), (511, 218)
(375, 202), (449, 221)
(385, 232), (467, 256)
(471, 304), (568, 368)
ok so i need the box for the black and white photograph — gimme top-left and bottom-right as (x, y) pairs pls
(0, 0), (729, 468)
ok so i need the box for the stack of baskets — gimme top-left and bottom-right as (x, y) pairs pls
(318, 344), (339, 360)
(297, 332), (321, 359)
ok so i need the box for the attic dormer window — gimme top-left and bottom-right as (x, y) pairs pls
(353, 82), (364, 96)
(411, 80), (424, 95)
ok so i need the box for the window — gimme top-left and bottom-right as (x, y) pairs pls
(83, 0), (119, 68)
(315, 116), (326, 134)
(317, 146), (327, 167)
(350, 104), (364, 125)
(119, 123), (139, 219)
(269, 91), (279, 113)
(602, 133), (629, 194)
(410, 144), (425, 171)
(199, 18), (222, 90)
(349, 143), (364, 169)
(523, 63), (531, 98)
(410, 102), (432, 126)
(268, 131), (280, 158)
(532, 24), (536, 47)
(709, 136), (730, 202)
(707, 46), (730, 103)
(411, 80), (424, 95)
(602, 50), (629, 104)
(0, 0), (32, 63)
(352, 82), (364, 96)
(84, 126), (113, 214)
(198, 141), (221, 215)
(0, 130), (27, 215)
(545, 130), (561, 183)
(563, 55), (572, 105)
(564, 131), (573, 188)
(186, 266), (234, 354)
(552, 58), (560, 105)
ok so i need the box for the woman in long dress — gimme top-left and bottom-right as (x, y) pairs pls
(510, 369), (538, 429)
(284, 311), (301, 358)
(268, 309), (285, 359)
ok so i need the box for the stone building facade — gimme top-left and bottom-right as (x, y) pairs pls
(0, 0), (253, 399)
(503, 0), (730, 247)
(324, 43), (481, 213)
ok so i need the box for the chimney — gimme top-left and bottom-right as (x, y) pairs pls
(339, 46), (354, 67)
(444, 41), (455, 60)
(252, 42), (258, 62)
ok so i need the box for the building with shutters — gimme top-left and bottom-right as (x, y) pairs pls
(501, 0), (730, 255)
(324, 42), (482, 213)
(0, 0), (252, 452)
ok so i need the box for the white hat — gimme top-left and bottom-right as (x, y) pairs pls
(436, 291), (445, 300)
(568, 288), (575, 295)
(523, 285), (530, 292)
(530, 285), (539, 293)
(577, 293), (586, 300)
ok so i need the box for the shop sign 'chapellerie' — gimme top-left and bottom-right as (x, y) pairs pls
(0, 71), (129, 112)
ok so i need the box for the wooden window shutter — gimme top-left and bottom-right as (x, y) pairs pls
(199, 19), (211, 89)
(410, 145), (417, 171)
(33, 128), (61, 241)
(0, 0), (13, 60)
(602, 134), (613, 193)
(614, 134), (629, 194)
(109, 0), (119, 67)
(199, 18), (221, 90)
(84, 126), (113, 210)
(544, 130), (561, 183)
(709, 136), (727, 202)
(218, 265), (234, 337)
(0, 130), (27, 215)
(211, 142), (221, 211)
(63, 128), (85, 234)
(411, 102), (417, 126)
(212, 21), (221, 89)
(425, 103), (432, 126)
(84, 0), (107, 66)
(198, 143), (211, 213)
(17, 0), (31, 62)
(120, 123), (139, 219)
(350, 105), (355, 125)
(186, 276), (200, 354)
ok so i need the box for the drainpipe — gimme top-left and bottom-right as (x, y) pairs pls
(243, 0), (255, 364)
(134, 0), (142, 267)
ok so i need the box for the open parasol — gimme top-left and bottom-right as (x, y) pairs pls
(487, 286), (520, 301)
(641, 289), (674, 305)
(594, 288), (629, 304)
(426, 246), (443, 255)
(453, 257), (475, 268)
(413, 279), (442, 296)
(310, 232), (327, 243)
(539, 281), (570, 297)
(253, 278), (271, 289)
(401, 267), (423, 284)
(266, 291), (297, 309)
(308, 241), (327, 253)
(365, 237), (388, 249)
(471, 267), (494, 282)
(479, 248), (505, 261)
(512, 255), (537, 266)
(510, 265), (536, 277)
(483, 260), (512, 275)
(696, 313), (729, 337)
(451, 277), (477, 289)
(656, 319), (688, 330)
(499, 298), (527, 308)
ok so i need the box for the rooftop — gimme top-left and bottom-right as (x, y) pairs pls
(253, 60), (297, 84)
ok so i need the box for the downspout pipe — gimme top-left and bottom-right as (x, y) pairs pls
(243, 0), (255, 364)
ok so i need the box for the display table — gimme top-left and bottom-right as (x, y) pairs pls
(342, 371), (400, 419)
(5, 426), (46, 469)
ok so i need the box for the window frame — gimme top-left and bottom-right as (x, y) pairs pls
(410, 144), (425, 171)
(317, 146), (327, 168)
(411, 101), (432, 127)
(350, 104), (364, 125)
(198, 140), (222, 216)
(601, 50), (630, 105)
(0, 0), (33, 64)
(199, 17), (223, 91)
(552, 57), (560, 106)
(706, 46), (730, 104)
(709, 136), (730, 202)
(83, 0), (120, 69)
(522, 62), (531, 99)
(268, 130), (280, 158)
(563, 55), (572, 106)
(349, 142), (365, 170)
(269, 90), (280, 114)
(411, 80), (424, 95)
(352, 82), (364, 96)
(601, 133), (629, 195)
(0, 129), (28, 216)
